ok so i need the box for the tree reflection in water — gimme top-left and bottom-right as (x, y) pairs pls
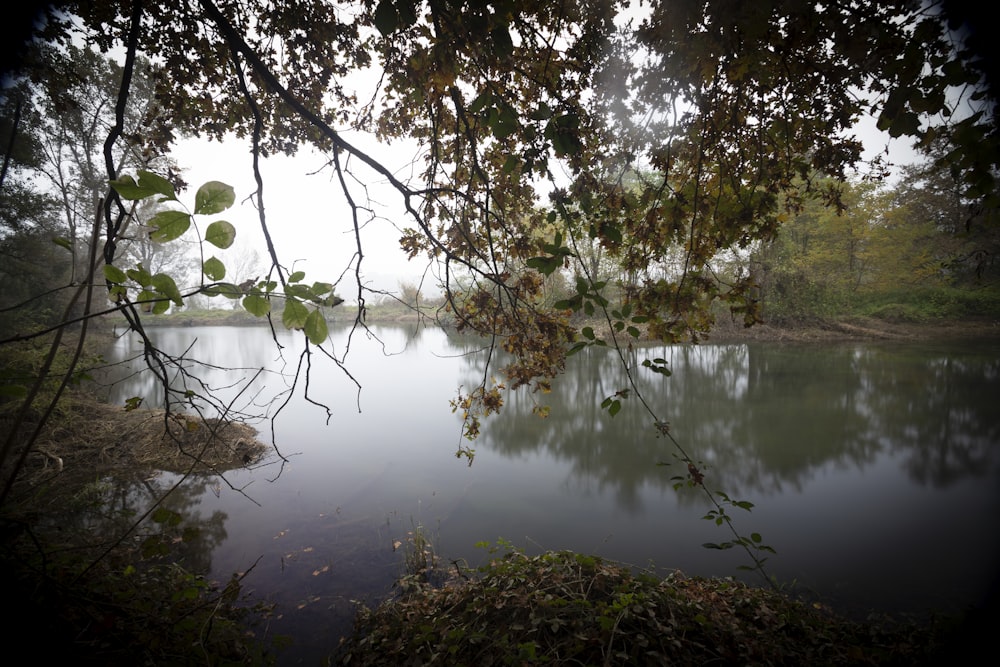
(465, 341), (1000, 503)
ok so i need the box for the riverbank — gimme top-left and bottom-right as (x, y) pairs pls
(6, 392), (270, 499)
(142, 307), (1000, 344)
(2, 390), (276, 665)
(705, 314), (1000, 343)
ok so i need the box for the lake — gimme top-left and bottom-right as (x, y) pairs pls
(99, 323), (1000, 664)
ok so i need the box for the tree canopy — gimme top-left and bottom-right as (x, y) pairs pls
(3, 7), (999, 661)
(1, 0), (1000, 387)
(2, 0), (998, 471)
(0, 1), (998, 632)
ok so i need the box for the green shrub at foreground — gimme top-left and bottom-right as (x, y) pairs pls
(336, 549), (984, 666)
(3, 542), (277, 666)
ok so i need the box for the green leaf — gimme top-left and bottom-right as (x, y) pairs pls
(491, 26), (514, 59)
(289, 270), (306, 283)
(304, 308), (329, 345)
(202, 256), (226, 281)
(205, 220), (236, 249)
(310, 281), (334, 296)
(545, 114), (583, 157)
(140, 535), (169, 559)
(396, 0), (417, 26)
(468, 91), (494, 114)
(137, 170), (177, 201)
(127, 265), (152, 286)
(103, 264), (128, 284)
(305, 283), (336, 305)
(52, 236), (72, 251)
(109, 175), (152, 200)
(607, 399), (621, 417)
(202, 283), (243, 298)
(151, 273), (183, 305)
(282, 299), (309, 330)
(135, 290), (163, 313)
(529, 103), (553, 121)
(151, 294), (171, 314)
(242, 292), (271, 317)
(491, 104), (519, 140)
(111, 172), (177, 202)
(149, 210), (191, 242)
(888, 112), (921, 138)
(285, 283), (311, 300)
(373, 0), (398, 36)
(526, 255), (562, 276)
(600, 222), (623, 245)
(194, 181), (235, 215)
(107, 285), (127, 303)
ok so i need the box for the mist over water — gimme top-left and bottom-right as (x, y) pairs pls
(99, 324), (1000, 664)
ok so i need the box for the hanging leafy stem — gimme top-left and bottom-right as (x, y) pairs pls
(521, 195), (777, 583)
(107, 170), (342, 344)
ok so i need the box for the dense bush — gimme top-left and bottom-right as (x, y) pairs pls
(336, 547), (965, 666)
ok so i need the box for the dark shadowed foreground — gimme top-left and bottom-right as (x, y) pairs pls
(335, 548), (994, 666)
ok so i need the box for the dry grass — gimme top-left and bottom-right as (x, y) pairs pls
(5, 391), (269, 505)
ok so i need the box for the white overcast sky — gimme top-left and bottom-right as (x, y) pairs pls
(169, 126), (434, 300)
(169, 118), (918, 302)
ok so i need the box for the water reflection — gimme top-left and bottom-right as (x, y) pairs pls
(52, 470), (229, 577)
(95, 325), (1000, 661)
(457, 337), (1000, 618)
(466, 341), (1000, 501)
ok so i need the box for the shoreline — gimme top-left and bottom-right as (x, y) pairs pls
(704, 315), (1000, 344)
(127, 310), (1000, 344)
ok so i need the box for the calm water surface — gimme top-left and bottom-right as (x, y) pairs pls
(100, 324), (1000, 664)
